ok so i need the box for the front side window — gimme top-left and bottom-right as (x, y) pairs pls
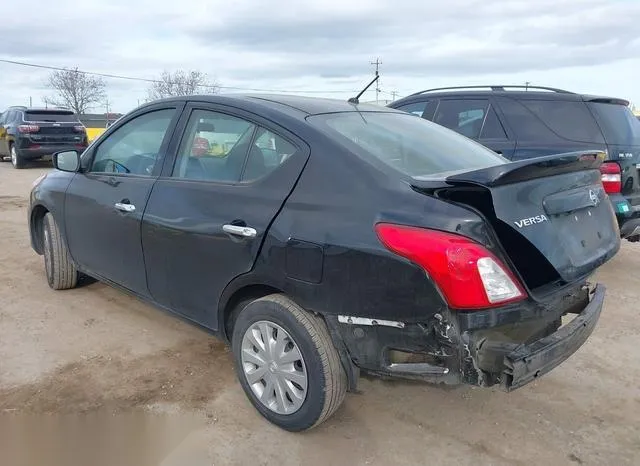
(309, 111), (507, 178)
(172, 109), (297, 183)
(90, 109), (175, 176)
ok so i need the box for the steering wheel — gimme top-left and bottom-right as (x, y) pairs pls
(103, 158), (130, 174)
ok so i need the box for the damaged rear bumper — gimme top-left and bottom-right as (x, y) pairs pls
(474, 284), (604, 390)
(326, 283), (604, 391)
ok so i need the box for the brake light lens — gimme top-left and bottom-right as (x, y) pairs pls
(600, 162), (621, 194)
(17, 124), (39, 133)
(375, 223), (525, 309)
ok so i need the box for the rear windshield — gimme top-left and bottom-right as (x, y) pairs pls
(308, 111), (507, 178)
(588, 102), (640, 146)
(24, 111), (78, 122)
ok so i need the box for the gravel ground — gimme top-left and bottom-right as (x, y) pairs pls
(1, 161), (639, 465)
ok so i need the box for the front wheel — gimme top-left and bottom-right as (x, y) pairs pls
(232, 294), (347, 431)
(42, 213), (78, 290)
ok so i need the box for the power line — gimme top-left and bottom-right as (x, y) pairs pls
(0, 58), (364, 94)
(381, 90), (404, 99)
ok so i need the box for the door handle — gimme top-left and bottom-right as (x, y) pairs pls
(223, 224), (257, 238)
(114, 202), (136, 213)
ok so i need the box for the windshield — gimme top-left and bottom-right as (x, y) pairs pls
(588, 103), (640, 146)
(308, 111), (507, 178)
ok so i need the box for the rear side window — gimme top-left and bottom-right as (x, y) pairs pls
(519, 100), (603, 143)
(309, 112), (507, 178)
(24, 111), (78, 122)
(434, 100), (488, 139)
(172, 109), (296, 183)
(432, 99), (506, 140)
(479, 107), (507, 139)
(588, 102), (640, 146)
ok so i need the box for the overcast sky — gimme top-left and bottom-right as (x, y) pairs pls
(0, 0), (639, 113)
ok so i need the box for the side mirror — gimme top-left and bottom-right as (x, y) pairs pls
(53, 150), (80, 172)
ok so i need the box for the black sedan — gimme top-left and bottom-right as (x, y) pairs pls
(28, 94), (620, 431)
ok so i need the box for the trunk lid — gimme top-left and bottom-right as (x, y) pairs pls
(413, 151), (621, 288)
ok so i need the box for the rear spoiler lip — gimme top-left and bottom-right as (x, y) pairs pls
(582, 96), (629, 106)
(411, 150), (607, 189)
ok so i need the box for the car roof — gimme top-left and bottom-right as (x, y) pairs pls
(24, 107), (74, 112)
(144, 94), (397, 117)
(392, 86), (629, 106)
(6, 106), (73, 112)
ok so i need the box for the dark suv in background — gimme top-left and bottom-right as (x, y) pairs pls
(388, 85), (640, 241)
(0, 106), (88, 169)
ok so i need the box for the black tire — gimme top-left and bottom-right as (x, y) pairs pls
(232, 294), (347, 431)
(10, 144), (25, 169)
(42, 213), (78, 290)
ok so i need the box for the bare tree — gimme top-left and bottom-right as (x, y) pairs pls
(44, 68), (106, 115)
(147, 70), (218, 100)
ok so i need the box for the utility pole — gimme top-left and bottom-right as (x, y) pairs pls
(370, 58), (381, 104)
(525, 81), (531, 91)
(105, 98), (110, 127)
(29, 96), (32, 107)
(391, 91), (398, 101)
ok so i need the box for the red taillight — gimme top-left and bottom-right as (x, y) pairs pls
(600, 162), (621, 194)
(18, 124), (39, 133)
(375, 223), (525, 310)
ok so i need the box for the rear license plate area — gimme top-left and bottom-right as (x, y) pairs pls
(553, 206), (611, 266)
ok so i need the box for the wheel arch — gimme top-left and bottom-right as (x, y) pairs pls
(30, 203), (50, 255)
(218, 277), (361, 392)
(219, 281), (283, 343)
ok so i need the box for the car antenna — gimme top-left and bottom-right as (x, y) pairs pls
(348, 74), (380, 105)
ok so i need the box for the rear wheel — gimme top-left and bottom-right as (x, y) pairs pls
(231, 294), (347, 431)
(42, 213), (78, 290)
(10, 144), (25, 169)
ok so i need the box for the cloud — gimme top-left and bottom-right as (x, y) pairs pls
(0, 0), (639, 111)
